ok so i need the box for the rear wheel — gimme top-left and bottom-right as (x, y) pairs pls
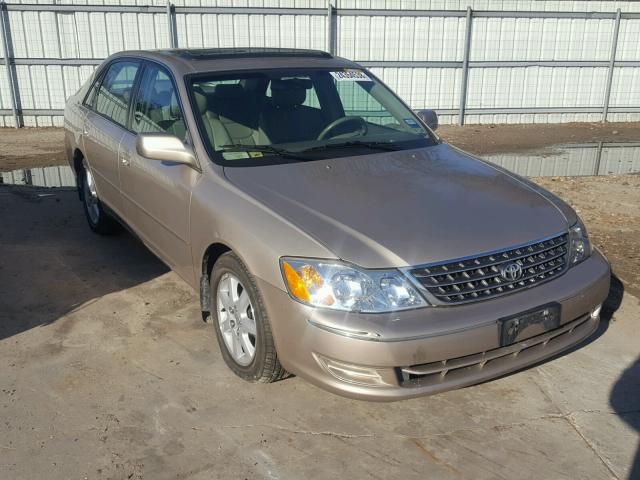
(210, 252), (288, 383)
(80, 160), (120, 235)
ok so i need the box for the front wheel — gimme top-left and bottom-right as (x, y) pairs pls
(80, 160), (120, 235)
(210, 252), (288, 383)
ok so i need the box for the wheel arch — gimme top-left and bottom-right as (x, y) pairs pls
(199, 242), (233, 321)
(72, 148), (85, 200)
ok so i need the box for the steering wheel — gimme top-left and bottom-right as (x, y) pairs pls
(317, 116), (368, 141)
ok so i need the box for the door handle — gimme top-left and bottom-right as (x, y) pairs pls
(120, 150), (131, 166)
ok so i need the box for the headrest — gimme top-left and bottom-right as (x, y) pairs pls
(270, 79), (309, 108)
(193, 86), (208, 114)
(213, 83), (245, 99)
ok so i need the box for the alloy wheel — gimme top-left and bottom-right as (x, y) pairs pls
(216, 273), (257, 366)
(82, 163), (100, 225)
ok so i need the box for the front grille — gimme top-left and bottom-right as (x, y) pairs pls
(400, 312), (592, 388)
(410, 233), (569, 305)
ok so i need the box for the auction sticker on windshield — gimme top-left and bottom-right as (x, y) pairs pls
(330, 70), (372, 82)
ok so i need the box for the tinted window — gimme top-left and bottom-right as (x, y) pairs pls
(266, 76), (320, 108)
(336, 81), (394, 127)
(94, 60), (140, 127)
(190, 69), (436, 165)
(132, 64), (186, 140)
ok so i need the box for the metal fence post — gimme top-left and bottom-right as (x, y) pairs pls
(167, 1), (177, 48)
(458, 6), (472, 126)
(0, 1), (21, 128)
(326, 0), (336, 55)
(602, 8), (621, 123)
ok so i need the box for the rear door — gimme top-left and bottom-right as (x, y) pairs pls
(118, 61), (199, 282)
(82, 59), (141, 216)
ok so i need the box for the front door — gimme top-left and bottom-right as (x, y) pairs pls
(119, 62), (199, 283)
(82, 60), (141, 217)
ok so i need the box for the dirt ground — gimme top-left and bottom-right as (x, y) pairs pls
(1, 122), (640, 172)
(439, 121), (640, 155)
(0, 127), (65, 171)
(536, 175), (640, 299)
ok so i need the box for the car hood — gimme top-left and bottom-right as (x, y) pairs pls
(223, 144), (571, 268)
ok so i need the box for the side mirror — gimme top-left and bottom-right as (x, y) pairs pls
(136, 133), (198, 168)
(414, 109), (438, 131)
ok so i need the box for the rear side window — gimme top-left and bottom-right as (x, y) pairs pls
(132, 64), (186, 140)
(84, 72), (102, 108)
(94, 60), (140, 127)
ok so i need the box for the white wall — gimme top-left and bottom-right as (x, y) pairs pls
(1, 0), (639, 127)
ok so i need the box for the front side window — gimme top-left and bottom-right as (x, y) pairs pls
(189, 68), (437, 165)
(94, 60), (140, 127)
(132, 64), (186, 140)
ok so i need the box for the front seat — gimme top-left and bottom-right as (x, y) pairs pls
(193, 86), (232, 149)
(144, 89), (186, 140)
(193, 84), (264, 148)
(260, 79), (325, 144)
(210, 84), (263, 146)
(156, 91), (186, 140)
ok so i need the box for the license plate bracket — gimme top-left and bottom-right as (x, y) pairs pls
(498, 303), (561, 347)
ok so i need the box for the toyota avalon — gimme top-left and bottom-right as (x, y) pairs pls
(64, 48), (610, 400)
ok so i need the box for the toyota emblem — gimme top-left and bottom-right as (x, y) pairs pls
(500, 262), (523, 281)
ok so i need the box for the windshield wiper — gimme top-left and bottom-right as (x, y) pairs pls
(300, 140), (401, 153)
(220, 144), (308, 160)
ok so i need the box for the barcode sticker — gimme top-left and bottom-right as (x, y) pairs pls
(330, 70), (372, 82)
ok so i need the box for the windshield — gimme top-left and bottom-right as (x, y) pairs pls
(188, 68), (438, 165)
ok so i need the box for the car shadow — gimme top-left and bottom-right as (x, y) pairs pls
(608, 272), (639, 480)
(0, 186), (169, 340)
(610, 356), (640, 480)
(558, 272), (624, 354)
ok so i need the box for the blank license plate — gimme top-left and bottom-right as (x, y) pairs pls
(499, 304), (561, 347)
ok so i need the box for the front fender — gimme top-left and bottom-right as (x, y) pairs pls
(189, 167), (335, 291)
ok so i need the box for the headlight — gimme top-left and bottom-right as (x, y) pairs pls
(568, 219), (592, 265)
(280, 257), (428, 313)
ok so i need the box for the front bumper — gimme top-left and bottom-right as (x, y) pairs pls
(259, 250), (610, 401)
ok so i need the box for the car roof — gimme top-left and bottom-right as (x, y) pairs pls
(109, 48), (359, 75)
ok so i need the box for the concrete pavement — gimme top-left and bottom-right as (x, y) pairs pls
(1, 186), (638, 480)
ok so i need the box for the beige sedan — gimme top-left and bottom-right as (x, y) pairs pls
(64, 48), (610, 400)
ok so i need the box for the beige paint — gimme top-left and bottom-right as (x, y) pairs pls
(64, 49), (610, 400)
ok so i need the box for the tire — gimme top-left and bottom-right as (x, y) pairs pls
(80, 160), (120, 235)
(210, 252), (288, 383)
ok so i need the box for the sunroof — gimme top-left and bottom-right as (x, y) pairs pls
(163, 48), (333, 60)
